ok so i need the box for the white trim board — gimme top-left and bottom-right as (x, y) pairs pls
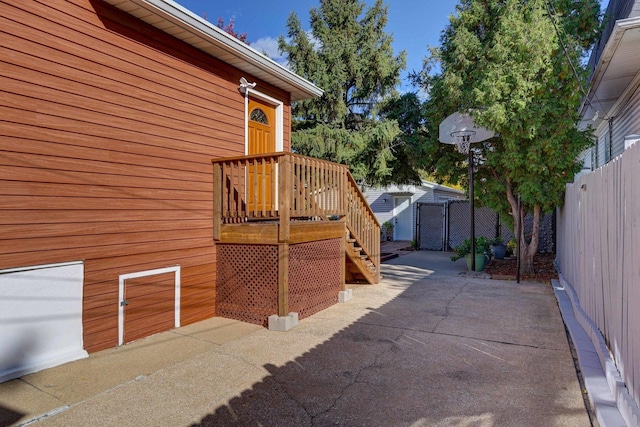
(242, 84), (284, 155)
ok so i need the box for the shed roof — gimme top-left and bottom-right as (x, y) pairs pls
(102, 0), (323, 101)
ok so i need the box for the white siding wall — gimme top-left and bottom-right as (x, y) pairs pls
(365, 186), (434, 240)
(365, 187), (394, 226)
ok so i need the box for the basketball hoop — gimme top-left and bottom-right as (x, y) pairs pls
(439, 112), (495, 272)
(450, 130), (476, 154)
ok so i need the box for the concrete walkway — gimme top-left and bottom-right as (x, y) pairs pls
(1, 251), (591, 426)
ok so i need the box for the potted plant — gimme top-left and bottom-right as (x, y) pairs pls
(490, 236), (507, 260)
(450, 237), (490, 271)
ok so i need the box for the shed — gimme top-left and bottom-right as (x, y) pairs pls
(363, 181), (465, 241)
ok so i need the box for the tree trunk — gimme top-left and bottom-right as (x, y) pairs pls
(519, 205), (540, 275)
(505, 184), (541, 275)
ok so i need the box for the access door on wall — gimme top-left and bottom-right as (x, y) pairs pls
(247, 97), (276, 213)
(393, 196), (413, 241)
(118, 266), (180, 346)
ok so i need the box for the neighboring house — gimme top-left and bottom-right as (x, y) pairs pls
(0, 0), (379, 382)
(364, 181), (465, 241)
(576, 0), (640, 175)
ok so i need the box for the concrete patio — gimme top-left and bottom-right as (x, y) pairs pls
(0, 251), (593, 426)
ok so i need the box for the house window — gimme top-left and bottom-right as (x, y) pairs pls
(250, 108), (268, 124)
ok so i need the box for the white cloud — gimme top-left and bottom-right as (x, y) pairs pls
(252, 36), (285, 64)
(252, 31), (322, 68)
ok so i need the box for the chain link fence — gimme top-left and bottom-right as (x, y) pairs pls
(417, 200), (555, 253)
(447, 201), (498, 250)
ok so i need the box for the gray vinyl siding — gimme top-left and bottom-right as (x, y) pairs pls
(364, 183), (465, 233)
(583, 82), (640, 171)
(364, 188), (394, 226)
(612, 83), (640, 157)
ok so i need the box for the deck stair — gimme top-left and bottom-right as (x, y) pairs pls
(345, 235), (377, 284)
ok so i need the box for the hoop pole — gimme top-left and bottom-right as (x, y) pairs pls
(516, 194), (521, 283)
(469, 149), (475, 271)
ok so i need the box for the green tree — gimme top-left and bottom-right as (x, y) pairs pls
(378, 93), (428, 185)
(278, 0), (410, 185)
(417, 0), (601, 273)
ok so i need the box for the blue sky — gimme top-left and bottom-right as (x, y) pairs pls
(173, 0), (460, 92)
(172, 0), (610, 92)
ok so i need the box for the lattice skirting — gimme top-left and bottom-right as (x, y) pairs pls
(216, 244), (278, 325)
(216, 238), (342, 326)
(289, 239), (342, 319)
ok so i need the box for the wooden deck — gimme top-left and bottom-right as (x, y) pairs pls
(212, 152), (380, 324)
(217, 221), (345, 245)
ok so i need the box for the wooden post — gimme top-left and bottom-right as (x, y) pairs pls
(340, 230), (346, 291)
(278, 242), (289, 317)
(374, 224), (381, 283)
(277, 155), (291, 317)
(279, 154), (291, 243)
(212, 162), (222, 241)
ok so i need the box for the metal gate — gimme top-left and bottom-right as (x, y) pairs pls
(417, 203), (446, 250)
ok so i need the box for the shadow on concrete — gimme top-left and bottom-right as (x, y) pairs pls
(190, 252), (589, 426)
(0, 404), (25, 427)
(0, 334), (35, 426)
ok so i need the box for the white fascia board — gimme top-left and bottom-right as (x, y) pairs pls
(580, 16), (640, 119)
(103, 0), (323, 101)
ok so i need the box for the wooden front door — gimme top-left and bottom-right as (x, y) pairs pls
(247, 98), (276, 214)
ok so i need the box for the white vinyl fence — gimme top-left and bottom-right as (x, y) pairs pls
(556, 141), (640, 419)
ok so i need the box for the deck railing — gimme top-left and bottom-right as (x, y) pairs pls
(345, 173), (380, 279)
(212, 152), (380, 279)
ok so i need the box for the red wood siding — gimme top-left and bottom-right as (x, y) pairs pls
(0, 0), (291, 352)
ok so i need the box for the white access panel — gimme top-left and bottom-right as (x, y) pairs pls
(0, 261), (88, 382)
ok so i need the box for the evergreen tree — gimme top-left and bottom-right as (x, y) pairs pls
(278, 0), (410, 186)
(378, 93), (428, 185)
(417, 0), (601, 273)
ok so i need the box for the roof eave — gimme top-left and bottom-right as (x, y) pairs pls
(102, 0), (323, 101)
(579, 16), (640, 129)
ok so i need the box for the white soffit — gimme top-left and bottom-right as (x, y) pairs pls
(580, 17), (640, 128)
(102, 0), (323, 101)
